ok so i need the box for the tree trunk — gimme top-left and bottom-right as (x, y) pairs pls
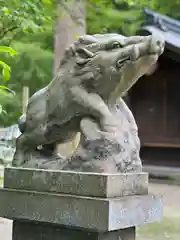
(54, 0), (86, 74)
(54, 0), (86, 157)
(22, 86), (29, 114)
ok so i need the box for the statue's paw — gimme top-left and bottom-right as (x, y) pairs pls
(12, 152), (25, 167)
(100, 116), (120, 133)
(80, 117), (102, 140)
(80, 116), (121, 141)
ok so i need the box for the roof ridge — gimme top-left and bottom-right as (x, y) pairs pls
(144, 7), (180, 34)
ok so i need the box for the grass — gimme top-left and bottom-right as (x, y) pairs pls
(150, 175), (180, 186)
(137, 210), (180, 240)
(0, 176), (3, 186)
(0, 166), (3, 187)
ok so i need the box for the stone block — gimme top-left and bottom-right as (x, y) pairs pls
(13, 221), (136, 240)
(0, 168), (163, 240)
(0, 188), (163, 232)
(4, 167), (148, 198)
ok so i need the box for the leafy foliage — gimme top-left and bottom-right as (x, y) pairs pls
(0, 0), (56, 44)
(0, 0), (56, 125)
(87, 0), (142, 35)
(8, 41), (53, 94)
(133, 0), (180, 19)
(0, 46), (17, 81)
(0, 41), (53, 125)
(21, 26), (54, 51)
(87, 0), (180, 35)
(0, 89), (21, 126)
(0, 45), (18, 116)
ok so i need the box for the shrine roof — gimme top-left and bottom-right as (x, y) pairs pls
(138, 8), (180, 54)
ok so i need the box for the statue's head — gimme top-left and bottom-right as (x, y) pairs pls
(60, 33), (165, 102)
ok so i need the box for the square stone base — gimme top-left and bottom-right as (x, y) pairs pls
(0, 168), (162, 240)
(13, 221), (135, 240)
(0, 188), (163, 231)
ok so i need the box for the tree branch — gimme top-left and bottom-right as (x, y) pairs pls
(59, 0), (85, 28)
(0, 25), (18, 39)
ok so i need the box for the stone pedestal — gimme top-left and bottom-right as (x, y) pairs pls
(0, 168), (163, 240)
(13, 221), (136, 240)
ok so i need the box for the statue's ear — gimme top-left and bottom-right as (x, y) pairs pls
(76, 58), (90, 66)
(75, 47), (94, 66)
(76, 47), (94, 58)
(78, 35), (98, 45)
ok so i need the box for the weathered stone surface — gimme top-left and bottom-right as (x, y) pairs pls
(0, 188), (163, 231)
(12, 34), (165, 173)
(13, 221), (135, 240)
(4, 168), (148, 197)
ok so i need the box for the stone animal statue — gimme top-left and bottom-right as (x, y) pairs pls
(12, 33), (165, 172)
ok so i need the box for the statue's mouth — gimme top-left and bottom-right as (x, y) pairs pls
(116, 56), (130, 68)
(116, 52), (157, 69)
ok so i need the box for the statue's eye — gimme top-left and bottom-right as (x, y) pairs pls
(106, 41), (121, 50)
(112, 41), (121, 49)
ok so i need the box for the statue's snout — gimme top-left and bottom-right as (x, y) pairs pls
(149, 33), (165, 56)
(127, 33), (165, 61)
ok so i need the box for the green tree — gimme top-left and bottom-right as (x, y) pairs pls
(87, 0), (142, 35)
(0, 0), (55, 125)
(0, 46), (18, 115)
(87, 0), (180, 35)
(0, 0), (56, 44)
(131, 0), (180, 19)
(0, 42), (53, 126)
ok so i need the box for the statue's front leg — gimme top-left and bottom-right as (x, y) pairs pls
(13, 134), (33, 166)
(71, 86), (119, 132)
(13, 123), (67, 168)
(12, 123), (49, 167)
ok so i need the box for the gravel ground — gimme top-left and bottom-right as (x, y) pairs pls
(149, 182), (180, 213)
(0, 218), (12, 240)
(0, 182), (180, 240)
